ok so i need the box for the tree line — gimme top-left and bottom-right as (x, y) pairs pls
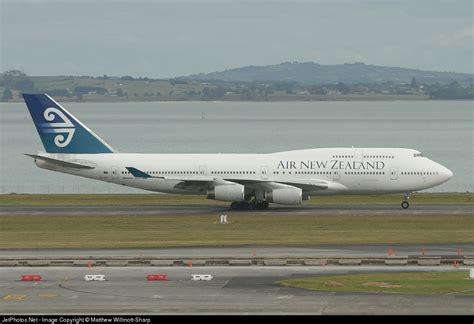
(1, 70), (473, 101)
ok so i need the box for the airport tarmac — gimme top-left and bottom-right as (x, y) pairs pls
(1, 266), (472, 314)
(1, 202), (472, 314)
(1, 245), (473, 258)
(0, 204), (472, 216)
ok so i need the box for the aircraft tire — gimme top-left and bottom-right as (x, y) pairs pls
(230, 201), (241, 210)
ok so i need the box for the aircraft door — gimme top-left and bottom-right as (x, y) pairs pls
(111, 166), (119, 179)
(332, 170), (341, 181)
(260, 166), (268, 179)
(199, 166), (207, 176)
(354, 148), (364, 162)
(390, 168), (398, 180)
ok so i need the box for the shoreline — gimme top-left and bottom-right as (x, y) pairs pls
(3, 98), (473, 104)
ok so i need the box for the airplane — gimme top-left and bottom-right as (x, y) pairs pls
(21, 93), (453, 210)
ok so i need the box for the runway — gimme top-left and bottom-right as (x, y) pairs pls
(1, 204), (472, 216)
(1, 266), (472, 314)
(1, 244), (473, 258)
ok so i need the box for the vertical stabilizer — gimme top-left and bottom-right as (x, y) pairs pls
(22, 93), (115, 153)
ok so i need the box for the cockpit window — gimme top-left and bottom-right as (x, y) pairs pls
(413, 153), (424, 157)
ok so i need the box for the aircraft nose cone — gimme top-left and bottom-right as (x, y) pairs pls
(440, 166), (453, 182)
(444, 167), (453, 179)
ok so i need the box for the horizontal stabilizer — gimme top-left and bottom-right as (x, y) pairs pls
(25, 154), (95, 169)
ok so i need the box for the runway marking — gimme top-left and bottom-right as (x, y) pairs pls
(277, 295), (294, 299)
(151, 295), (163, 299)
(38, 293), (57, 299)
(58, 283), (157, 300)
(3, 294), (27, 301)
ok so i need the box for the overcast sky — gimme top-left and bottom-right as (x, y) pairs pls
(1, 0), (472, 78)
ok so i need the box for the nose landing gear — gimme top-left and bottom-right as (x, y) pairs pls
(401, 192), (411, 209)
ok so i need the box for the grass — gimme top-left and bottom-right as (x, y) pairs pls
(0, 193), (472, 206)
(0, 214), (472, 249)
(1, 193), (471, 249)
(278, 271), (474, 295)
(0, 194), (227, 206)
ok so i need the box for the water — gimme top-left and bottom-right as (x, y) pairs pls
(0, 101), (472, 193)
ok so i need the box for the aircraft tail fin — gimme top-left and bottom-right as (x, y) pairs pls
(22, 93), (115, 153)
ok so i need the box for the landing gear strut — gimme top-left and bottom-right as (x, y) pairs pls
(230, 200), (269, 210)
(401, 192), (411, 209)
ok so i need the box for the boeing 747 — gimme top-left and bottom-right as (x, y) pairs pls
(22, 94), (453, 210)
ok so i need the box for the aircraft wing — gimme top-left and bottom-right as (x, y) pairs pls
(230, 179), (332, 192)
(125, 167), (343, 192)
(168, 178), (327, 192)
(125, 167), (225, 189)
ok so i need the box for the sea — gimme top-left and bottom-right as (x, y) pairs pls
(0, 100), (472, 194)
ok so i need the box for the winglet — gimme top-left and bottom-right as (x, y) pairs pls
(126, 167), (152, 178)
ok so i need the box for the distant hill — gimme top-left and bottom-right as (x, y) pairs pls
(181, 62), (473, 84)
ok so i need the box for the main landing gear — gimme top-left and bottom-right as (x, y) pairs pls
(401, 192), (411, 209)
(230, 200), (269, 210)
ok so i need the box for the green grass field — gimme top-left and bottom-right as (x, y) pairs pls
(279, 271), (474, 295)
(0, 193), (472, 206)
(0, 194), (226, 206)
(0, 213), (472, 249)
(1, 193), (472, 249)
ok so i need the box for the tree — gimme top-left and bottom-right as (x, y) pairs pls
(74, 86), (108, 95)
(202, 86), (226, 100)
(336, 82), (350, 94)
(427, 80), (473, 99)
(410, 77), (419, 89)
(0, 70), (35, 92)
(1, 88), (13, 102)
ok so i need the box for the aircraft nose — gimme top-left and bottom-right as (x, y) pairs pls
(443, 167), (453, 180)
(439, 165), (453, 182)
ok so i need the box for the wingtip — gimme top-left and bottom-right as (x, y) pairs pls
(125, 167), (152, 178)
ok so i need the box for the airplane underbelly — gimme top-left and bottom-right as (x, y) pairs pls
(123, 179), (206, 195)
(357, 179), (379, 191)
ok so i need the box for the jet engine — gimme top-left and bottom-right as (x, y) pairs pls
(207, 184), (245, 202)
(266, 188), (302, 205)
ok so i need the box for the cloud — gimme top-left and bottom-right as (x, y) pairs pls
(452, 26), (474, 41)
(432, 26), (474, 47)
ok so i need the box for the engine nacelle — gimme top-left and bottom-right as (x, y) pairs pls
(266, 188), (303, 205)
(207, 184), (245, 202)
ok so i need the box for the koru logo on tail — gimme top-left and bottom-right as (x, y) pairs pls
(39, 107), (75, 147)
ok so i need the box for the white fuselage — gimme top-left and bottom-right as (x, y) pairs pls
(33, 147), (452, 198)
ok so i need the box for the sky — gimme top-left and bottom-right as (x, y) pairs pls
(1, 0), (473, 78)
